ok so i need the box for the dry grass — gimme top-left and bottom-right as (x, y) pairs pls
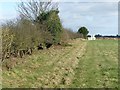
(2, 39), (86, 88)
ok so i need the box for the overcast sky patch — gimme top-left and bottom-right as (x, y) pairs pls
(59, 2), (118, 35)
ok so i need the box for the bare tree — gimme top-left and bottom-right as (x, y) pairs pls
(18, 0), (58, 22)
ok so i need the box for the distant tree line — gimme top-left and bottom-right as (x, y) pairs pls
(94, 34), (120, 38)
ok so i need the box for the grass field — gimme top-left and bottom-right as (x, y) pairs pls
(71, 40), (118, 88)
(2, 39), (118, 88)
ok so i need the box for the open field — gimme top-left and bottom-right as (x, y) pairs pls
(71, 40), (118, 88)
(2, 39), (118, 88)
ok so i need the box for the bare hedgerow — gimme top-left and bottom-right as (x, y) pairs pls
(61, 28), (82, 44)
(1, 22), (15, 61)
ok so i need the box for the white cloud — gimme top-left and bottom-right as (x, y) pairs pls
(59, 2), (118, 35)
(59, 0), (119, 2)
(0, 0), (60, 2)
(0, 0), (119, 2)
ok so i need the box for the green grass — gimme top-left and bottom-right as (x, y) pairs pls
(2, 39), (118, 88)
(71, 40), (118, 88)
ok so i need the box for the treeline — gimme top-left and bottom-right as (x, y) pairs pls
(94, 34), (120, 38)
(1, 0), (81, 62)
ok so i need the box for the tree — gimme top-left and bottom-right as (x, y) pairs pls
(18, 0), (63, 44)
(77, 27), (89, 39)
(46, 10), (63, 44)
(18, 0), (58, 22)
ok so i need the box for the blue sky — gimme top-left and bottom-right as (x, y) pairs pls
(0, 0), (119, 35)
(0, 2), (18, 20)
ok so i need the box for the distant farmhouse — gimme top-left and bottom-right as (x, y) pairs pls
(87, 35), (96, 40)
(87, 34), (120, 40)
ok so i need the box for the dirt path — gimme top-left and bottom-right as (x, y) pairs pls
(37, 39), (87, 88)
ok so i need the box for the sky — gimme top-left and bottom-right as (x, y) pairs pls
(0, 0), (119, 35)
(59, 2), (118, 35)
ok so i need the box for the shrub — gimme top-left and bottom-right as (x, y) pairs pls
(2, 26), (14, 61)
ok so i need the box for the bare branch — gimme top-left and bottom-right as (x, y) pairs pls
(18, 0), (58, 21)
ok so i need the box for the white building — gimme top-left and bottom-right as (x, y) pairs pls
(88, 35), (96, 40)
